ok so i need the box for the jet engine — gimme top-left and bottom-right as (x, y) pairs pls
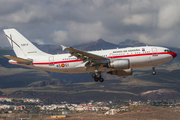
(108, 59), (130, 69)
(107, 69), (132, 76)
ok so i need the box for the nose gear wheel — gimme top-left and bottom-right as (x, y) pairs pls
(152, 66), (156, 75)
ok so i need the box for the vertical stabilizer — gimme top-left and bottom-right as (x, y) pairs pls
(3, 29), (50, 58)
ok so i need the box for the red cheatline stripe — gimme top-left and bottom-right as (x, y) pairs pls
(33, 59), (82, 65)
(32, 52), (174, 65)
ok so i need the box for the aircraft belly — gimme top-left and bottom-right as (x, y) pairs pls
(130, 56), (151, 68)
(151, 54), (172, 65)
(130, 54), (172, 68)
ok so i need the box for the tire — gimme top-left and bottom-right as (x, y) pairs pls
(99, 78), (104, 82)
(96, 74), (101, 78)
(152, 71), (156, 75)
(94, 78), (98, 82)
(91, 73), (96, 78)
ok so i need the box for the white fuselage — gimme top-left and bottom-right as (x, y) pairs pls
(12, 46), (175, 73)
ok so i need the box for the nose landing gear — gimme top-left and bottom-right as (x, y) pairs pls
(91, 73), (104, 82)
(152, 66), (156, 75)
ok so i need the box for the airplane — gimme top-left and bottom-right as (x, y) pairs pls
(3, 29), (177, 82)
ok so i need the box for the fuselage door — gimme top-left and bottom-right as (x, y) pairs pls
(152, 48), (158, 56)
(109, 53), (113, 59)
(49, 56), (54, 66)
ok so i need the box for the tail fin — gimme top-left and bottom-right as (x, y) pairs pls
(3, 28), (50, 58)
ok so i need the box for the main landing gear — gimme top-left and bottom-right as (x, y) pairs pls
(91, 65), (104, 82)
(152, 66), (156, 75)
(91, 73), (104, 82)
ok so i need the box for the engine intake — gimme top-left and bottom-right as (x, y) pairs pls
(107, 69), (132, 76)
(108, 59), (130, 69)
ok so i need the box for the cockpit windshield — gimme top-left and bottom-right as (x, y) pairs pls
(164, 49), (171, 52)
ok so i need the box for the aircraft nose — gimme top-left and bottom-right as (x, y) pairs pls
(170, 52), (177, 59)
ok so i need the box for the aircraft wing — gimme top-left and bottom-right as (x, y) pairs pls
(61, 45), (108, 61)
(4, 55), (32, 64)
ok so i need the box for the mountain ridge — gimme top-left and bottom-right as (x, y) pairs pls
(32, 38), (147, 54)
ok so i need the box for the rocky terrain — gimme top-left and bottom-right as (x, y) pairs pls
(140, 89), (179, 100)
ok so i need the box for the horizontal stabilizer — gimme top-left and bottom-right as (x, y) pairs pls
(4, 55), (32, 64)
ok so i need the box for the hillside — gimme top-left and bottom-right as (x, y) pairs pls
(2, 69), (180, 103)
(119, 39), (146, 47)
(73, 39), (119, 50)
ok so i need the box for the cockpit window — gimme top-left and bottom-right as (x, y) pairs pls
(164, 49), (171, 52)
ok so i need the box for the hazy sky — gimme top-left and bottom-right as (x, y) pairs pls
(0, 0), (180, 48)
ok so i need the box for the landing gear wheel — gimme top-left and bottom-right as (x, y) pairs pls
(96, 74), (101, 78)
(94, 78), (98, 82)
(152, 66), (157, 75)
(152, 71), (156, 75)
(99, 78), (104, 82)
(91, 73), (96, 78)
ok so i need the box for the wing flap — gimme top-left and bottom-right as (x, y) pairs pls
(4, 55), (32, 64)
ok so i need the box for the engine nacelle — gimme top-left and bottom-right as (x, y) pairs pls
(108, 59), (130, 70)
(107, 69), (133, 76)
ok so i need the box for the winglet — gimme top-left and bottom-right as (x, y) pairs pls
(61, 45), (67, 51)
